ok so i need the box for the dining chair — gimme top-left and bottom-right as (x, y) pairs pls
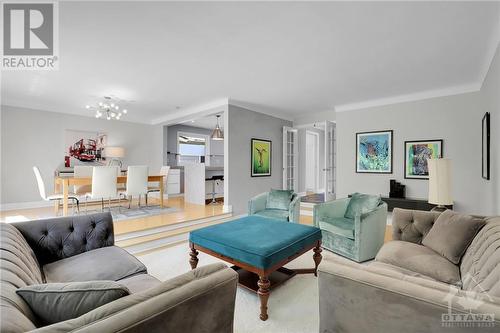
(120, 165), (149, 208)
(33, 166), (80, 215)
(85, 166), (120, 212)
(146, 165), (170, 207)
(73, 165), (93, 195)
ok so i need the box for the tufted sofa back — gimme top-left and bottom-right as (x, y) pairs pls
(0, 223), (43, 332)
(12, 212), (114, 266)
(460, 216), (500, 297)
(392, 208), (441, 244)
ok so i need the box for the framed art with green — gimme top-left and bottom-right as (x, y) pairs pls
(251, 138), (272, 177)
(356, 130), (393, 174)
(404, 139), (443, 179)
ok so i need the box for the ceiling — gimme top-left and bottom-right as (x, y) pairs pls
(2, 1), (499, 124)
(179, 113), (224, 130)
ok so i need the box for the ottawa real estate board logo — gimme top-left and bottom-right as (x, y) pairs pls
(1, 2), (59, 70)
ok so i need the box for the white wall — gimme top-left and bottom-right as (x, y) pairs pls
(480, 43), (500, 215)
(336, 92), (491, 215)
(226, 105), (292, 214)
(0, 105), (163, 206)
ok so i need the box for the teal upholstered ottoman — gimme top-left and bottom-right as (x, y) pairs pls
(189, 215), (322, 321)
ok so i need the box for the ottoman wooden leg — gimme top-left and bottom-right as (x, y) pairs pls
(257, 276), (270, 321)
(313, 242), (322, 277)
(189, 243), (199, 270)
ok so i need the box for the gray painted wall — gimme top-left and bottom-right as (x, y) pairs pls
(336, 92), (491, 215)
(227, 105), (292, 214)
(163, 124), (224, 166)
(480, 43), (500, 215)
(0, 105), (163, 205)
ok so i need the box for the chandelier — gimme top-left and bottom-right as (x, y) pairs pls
(85, 96), (128, 120)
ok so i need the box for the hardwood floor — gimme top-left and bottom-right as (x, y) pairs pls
(0, 196), (226, 236)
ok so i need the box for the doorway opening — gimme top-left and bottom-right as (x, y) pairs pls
(305, 131), (320, 193)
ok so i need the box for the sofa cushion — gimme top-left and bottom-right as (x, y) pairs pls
(376, 240), (461, 285)
(0, 223), (44, 333)
(460, 217), (500, 297)
(255, 209), (289, 221)
(16, 281), (129, 325)
(422, 210), (485, 264)
(319, 218), (354, 240)
(266, 189), (293, 210)
(391, 208), (441, 244)
(344, 193), (381, 219)
(43, 246), (147, 283)
(13, 212), (114, 266)
(117, 274), (161, 294)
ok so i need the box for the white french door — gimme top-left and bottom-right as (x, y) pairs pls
(323, 121), (336, 201)
(283, 127), (298, 191)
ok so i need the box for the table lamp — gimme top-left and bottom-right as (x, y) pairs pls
(104, 146), (125, 168)
(428, 158), (453, 212)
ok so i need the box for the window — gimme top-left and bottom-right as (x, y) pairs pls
(177, 132), (209, 166)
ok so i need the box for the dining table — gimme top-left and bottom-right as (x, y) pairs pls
(54, 175), (164, 216)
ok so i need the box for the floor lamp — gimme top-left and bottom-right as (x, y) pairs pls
(428, 158), (453, 212)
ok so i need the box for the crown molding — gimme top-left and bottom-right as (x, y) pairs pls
(151, 98), (229, 125)
(228, 99), (295, 122)
(478, 16), (500, 88)
(334, 83), (481, 113)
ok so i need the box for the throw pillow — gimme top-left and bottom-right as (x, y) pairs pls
(344, 193), (381, 219)
(266, 189), (293, 210)
(422, 210), (485, 264)
(17, 281), (129, 325)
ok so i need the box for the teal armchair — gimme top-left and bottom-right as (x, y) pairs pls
(248, 191), (301, 223)
(313, 197), (387, 262)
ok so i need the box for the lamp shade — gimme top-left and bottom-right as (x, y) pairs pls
(428, 158), (453, 205)
(104, 146), (125, 158)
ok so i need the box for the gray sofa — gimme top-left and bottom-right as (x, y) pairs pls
(319, 208), (500, 333)
(1, 212), (238, 333)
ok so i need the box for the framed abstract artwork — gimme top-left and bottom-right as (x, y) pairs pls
(356, 130), (393, 174)
(482, 112), (490, 180)
(404, 140), (443, 179)
(251, 138), (272, 177)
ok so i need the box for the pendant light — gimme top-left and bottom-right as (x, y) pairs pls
(211, 115), (224, 140)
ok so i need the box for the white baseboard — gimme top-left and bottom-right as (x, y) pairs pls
(0, 200), (52, 211)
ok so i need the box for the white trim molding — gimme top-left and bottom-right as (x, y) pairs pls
(228, 99), (295, 122)
(334, 83), (481, 113)
(151, 98), (229, 125)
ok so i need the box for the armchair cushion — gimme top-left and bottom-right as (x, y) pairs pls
(422, 210), (485, 264)
(16, 281), (129, 325)
(319, 217), (355, 240)
(266, 189), (293, 210)
(255, 209), (290, 221)
(43, 246), (147, 283)
(376, 240), (461, 285)
(344, 193), (381, 219)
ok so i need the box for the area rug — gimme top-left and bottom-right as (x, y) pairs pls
(110, 206), (180, 222)
(137, 242), (339, 333)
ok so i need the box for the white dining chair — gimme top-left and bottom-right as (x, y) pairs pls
(120, 165), (149, 208)
(73, 165), (93, 195)
(33, 166), (80, 215)
(146, 165), (170, 206)
(85, 166), (120, 212)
